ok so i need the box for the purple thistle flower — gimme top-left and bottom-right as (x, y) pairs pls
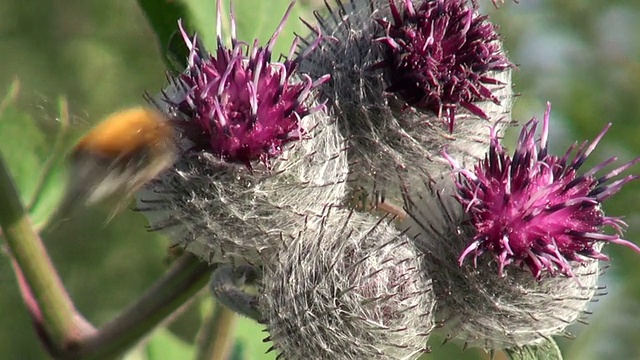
(138, 1), (345, 266)
(401, 177), (603, 349)
(374, 0), (512, 132)
(446, 103), (640, 280)
(171, 1), (329, 169)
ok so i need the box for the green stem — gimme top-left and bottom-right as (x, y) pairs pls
(196, 302), (238, 360)
(0, 155), (94, 347)
(1, 144), (214, 358)
(67, 253), (212, 360)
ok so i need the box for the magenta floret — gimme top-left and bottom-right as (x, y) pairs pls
(446, 103), (640, 279)
(375, 0), (512, 132)
(170, 1), (329, 168)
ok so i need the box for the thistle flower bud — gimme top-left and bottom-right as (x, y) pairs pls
(401, 177), (603, 349)
(374, 0), (513, 132)
(401, 104), (640, 349)
(446, 103), (640, 279)
(298, 0), (513, 204)
(259, 208), (435, 359)
(136, 1), (348, 265)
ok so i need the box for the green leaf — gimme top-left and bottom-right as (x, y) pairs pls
(144, 327), (196, 360)
(181, 0), (217, 50)
(182, 0), (316, 57)
(504, 339), (563, 360)
(0, 80), (68, 232)
(136, 0), (193, 71)
(234, 315), (276, 360)
(231, 0), (312, 56)
(139, 0), (318, 72)
(229, 341), (246, 360)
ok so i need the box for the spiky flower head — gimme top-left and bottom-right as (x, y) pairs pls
(446, 103), (640, 280)
(297, 0), (513, 207)
(260, 208), (435, 359)
(374, 0), (513, 132)
(171, 1), (329, 168)
(137, 1), (347, 265)
(401, 177), (604, 349)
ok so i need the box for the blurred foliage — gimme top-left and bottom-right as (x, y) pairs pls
(0, 81), (68, 232)
(0, 0), (639, 359)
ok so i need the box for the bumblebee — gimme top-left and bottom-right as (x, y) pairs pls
(65, 107), (177, 209)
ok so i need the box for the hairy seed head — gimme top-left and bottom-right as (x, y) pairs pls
(260, 208), (435, 359)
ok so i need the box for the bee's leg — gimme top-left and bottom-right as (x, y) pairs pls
(347, 186), (407, 221)
(367, 189), (406, 220)
(371, 199), (407, 221)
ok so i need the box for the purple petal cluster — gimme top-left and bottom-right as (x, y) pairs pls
(375, 0), (512, 132)
(171, 3), (329, 168)
(446, 103), (640, 279)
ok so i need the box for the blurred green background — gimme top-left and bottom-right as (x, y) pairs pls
(1, 0), (640, 359)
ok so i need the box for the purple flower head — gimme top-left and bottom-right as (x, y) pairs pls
(171, 1), (329, 169)
(374, 0), (512, 132)
(445, 103), (640, 280)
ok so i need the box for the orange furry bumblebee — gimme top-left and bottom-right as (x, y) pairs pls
(67, 107), (177, 207)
